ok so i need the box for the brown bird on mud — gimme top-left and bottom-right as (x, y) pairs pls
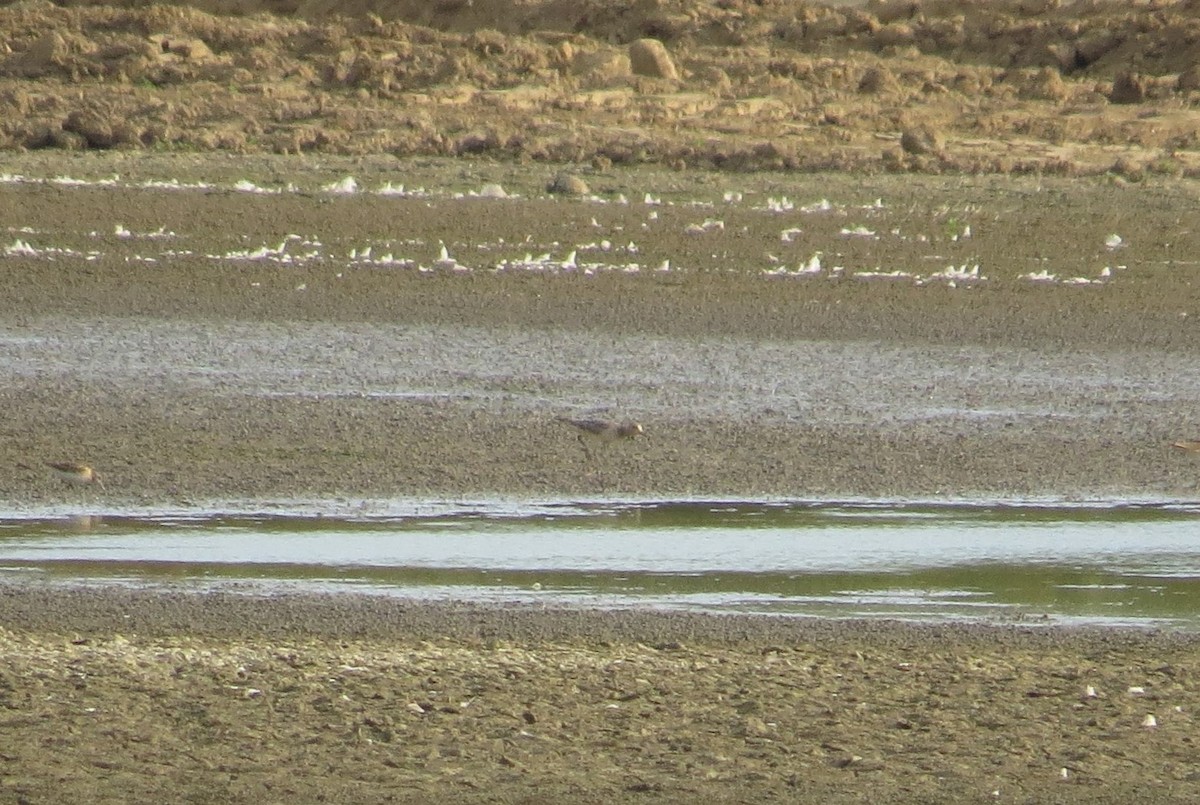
(556, 417), (644, 458)
(46, 462), (106, 490)
(1171, 440), (1200, 452)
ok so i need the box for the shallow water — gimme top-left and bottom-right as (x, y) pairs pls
(2, 500), (1199, 629)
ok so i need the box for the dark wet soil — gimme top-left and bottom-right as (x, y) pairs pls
(2, 585), (1200, 804)
(4, 155), (1200, 504)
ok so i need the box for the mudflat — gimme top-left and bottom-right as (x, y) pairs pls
(3, 152), (1200, 805)
(3, 155), (1200, 505)
(2, 586), (1200, 804)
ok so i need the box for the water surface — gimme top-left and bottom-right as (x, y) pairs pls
(2, 500), (1198, 629)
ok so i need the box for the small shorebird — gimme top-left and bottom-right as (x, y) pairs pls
(557, 416), (644, 458)
(46, 462), (105, 490)
(1171, 440), (1200, 452)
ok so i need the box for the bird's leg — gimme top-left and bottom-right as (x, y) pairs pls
(577, 433), (593, 459)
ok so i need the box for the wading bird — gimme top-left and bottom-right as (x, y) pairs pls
(556, 417), (644, 459)
(46, 462), (105, 490)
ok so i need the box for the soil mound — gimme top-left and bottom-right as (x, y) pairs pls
(2, 0), (1199, 173)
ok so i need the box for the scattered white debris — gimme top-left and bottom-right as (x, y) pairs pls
(114, 224), (132, 239)
(763, 253), (823, 277)
(138, 178), (215, 191)
(213, 235), (314, 263)
(232, 179), (279, 194)
(854, 269), (914, 280)
(476, 183), (508, 198)
(800, 199), (833, 213)
(685, 219), (724, 235)
(765, 196), (794, 212)
(576, 239), (614, 252)
(723, 191), (743, 203)
(643, 193), (662, 206)
(840, 225), (877, 238)
(3, 239), (92, 259)
(493, 250), (588, 273)
(377, 182), (421, 196)
(324, 177), (359, 194)
(431, 242), (470, 271)
(51, 175), (118, 187)
(5, 238), (39, 256)
(923, 263), (984, 284)
(781, 227), (803, 242)
(1142, 714), (1157, 728)
(1128, 686), (1146, 696)
(1020, 270), (1058, 283)
(1105, 233), (1124, 250)
(1085, 685), (1097, 698)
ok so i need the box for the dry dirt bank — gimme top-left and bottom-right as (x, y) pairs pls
(3, 0), (1200, 174)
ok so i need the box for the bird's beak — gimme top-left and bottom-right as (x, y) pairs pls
(94, 474), (105, 491)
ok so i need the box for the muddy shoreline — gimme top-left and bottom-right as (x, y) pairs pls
(4, 155), (1200, 506)
(2, 584), (1199, 804)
